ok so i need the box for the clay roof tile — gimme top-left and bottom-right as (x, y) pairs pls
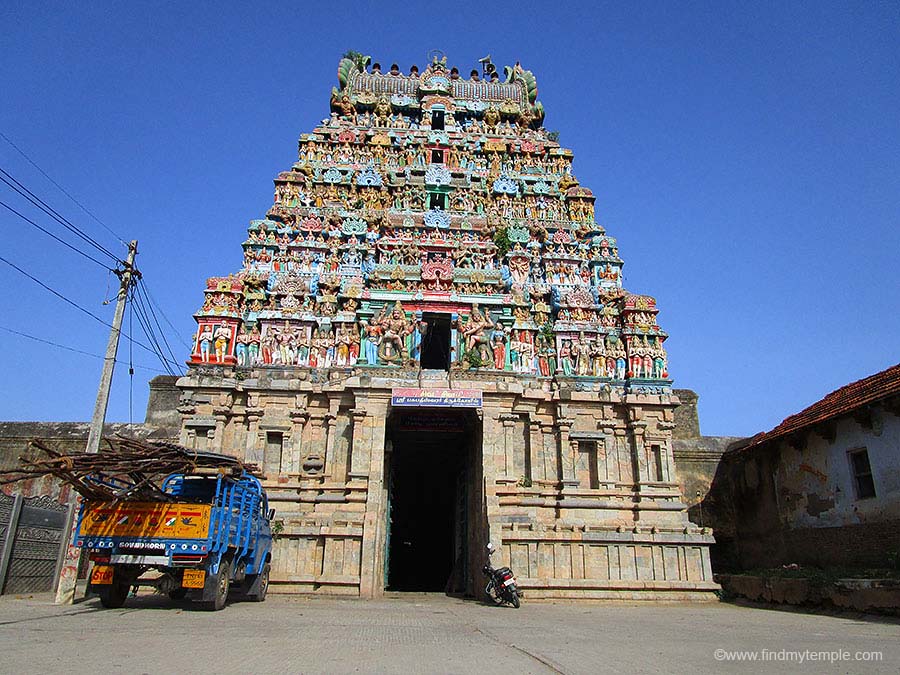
(734, 363), (900, 453)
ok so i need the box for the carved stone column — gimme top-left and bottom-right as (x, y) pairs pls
(322, 412), (338, 477)
(527, 415), (542, 484)
(541, 423), (555, 481)
(499, 413), (519, 479)
(212, 409), (229, 454)
(600, 426), (616, 485)
(177, 403), (195, 446)
(657, 420), (678, 483)
(630, 421), (648, 483)
(244, 409), (264, 467)
(348, 408), (369, 481)
(288, 411), (309, 475)
(556, 417), (577, 486)
(359, 395), (390, 598)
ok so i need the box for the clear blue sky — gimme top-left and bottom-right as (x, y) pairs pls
(1, 1), (897, 437)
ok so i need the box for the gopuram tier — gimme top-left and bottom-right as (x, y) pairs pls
(178, 54), (717, 600)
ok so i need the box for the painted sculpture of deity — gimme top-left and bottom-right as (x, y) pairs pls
(374, 302), (414, 364)
(197, 325), (214, 363)
(213, 322), (231, 363)
(459, 304), (494, 364)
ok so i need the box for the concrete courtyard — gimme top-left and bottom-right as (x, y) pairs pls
(0, 592), (896, 674)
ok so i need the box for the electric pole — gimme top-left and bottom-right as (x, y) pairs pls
(55, 240), (139, 604)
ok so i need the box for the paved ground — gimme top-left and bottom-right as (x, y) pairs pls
(0, 591), (897, 674)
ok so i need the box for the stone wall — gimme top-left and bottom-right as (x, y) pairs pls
(670, 388), (743, 525)
(174, 367), (718, 600)
(0, 377), (724, 599)
(672, 389), (700, 440)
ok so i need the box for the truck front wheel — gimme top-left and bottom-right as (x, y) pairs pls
(249, 563), (270, 602)
(204, 559), (230, 611)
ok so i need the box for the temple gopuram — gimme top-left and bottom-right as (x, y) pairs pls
(177, 54), (717, 599)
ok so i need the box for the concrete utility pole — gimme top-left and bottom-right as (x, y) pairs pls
(55, 240), (139, 604)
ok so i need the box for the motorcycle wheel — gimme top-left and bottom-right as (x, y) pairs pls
(508, 589), (520, 609)
(485, 581), (504, 606)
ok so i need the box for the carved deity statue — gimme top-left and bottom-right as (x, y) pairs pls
(197, 325), (214, 363)
(374, 301), (414, 363)
(213, 322), (231, 363)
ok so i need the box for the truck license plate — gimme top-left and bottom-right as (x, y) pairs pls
(182, 569), (206, 588)
(90, 565), (114, 585)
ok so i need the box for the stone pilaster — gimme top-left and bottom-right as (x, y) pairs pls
(499, 413), (519, 479)
(540, 423), (555, 482)
(348, 408), (369, 481)
(600, 425), (617, 487)
(212, 409), (229, 453)
(288, 410), (309, 475)
(322, 412), (337, 477)
(244, 409), (264, 466)
(527, 415), (542, 484)
(556, 417), (577, 487)
(358, 395), (390, 598)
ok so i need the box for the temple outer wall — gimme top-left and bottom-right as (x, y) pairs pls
(175, 367), (717, 600)
(0, 376), (720, 600)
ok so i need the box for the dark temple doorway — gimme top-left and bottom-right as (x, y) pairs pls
(419, 312), (452, 370)
(385, 408), (480, 593)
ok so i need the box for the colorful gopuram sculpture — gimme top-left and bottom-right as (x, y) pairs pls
(190, 53), (670, 393)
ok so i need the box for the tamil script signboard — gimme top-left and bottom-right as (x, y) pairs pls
(391, 388), (483, 408)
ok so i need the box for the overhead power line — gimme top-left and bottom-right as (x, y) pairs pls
(0, 253), (180, 368)
(138, 278), (192, 350)
(0, 198), (113, 270)
(0, 166), (121, 264)
(0, 324), (167, 374)
(133, 281), (184, 374)
(129, 284), (179, 376)
(0, 131), (128, 246)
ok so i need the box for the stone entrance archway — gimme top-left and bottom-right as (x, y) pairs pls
(383, 407), (482, 595)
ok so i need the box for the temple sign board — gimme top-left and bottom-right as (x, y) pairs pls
(391, 388), (482, 408)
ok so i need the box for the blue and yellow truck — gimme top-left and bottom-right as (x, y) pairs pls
(76, 470), (273, 610)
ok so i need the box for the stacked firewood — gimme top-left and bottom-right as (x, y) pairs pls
(0, 437), (260, 502)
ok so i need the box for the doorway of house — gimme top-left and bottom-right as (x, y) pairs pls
(384, 408), (478, 593)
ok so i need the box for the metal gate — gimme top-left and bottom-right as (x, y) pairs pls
(0, 493), (73, 594)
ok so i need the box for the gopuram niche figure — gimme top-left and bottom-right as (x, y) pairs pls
(374, 301), (414, 365)
(189, 52), (671, 390)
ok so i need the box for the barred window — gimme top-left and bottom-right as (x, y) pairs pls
(849, 448), (876, 500)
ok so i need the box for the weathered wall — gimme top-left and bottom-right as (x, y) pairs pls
(670, 388), (743, 527)
(708, 402), (900, 569)
(672, 388), (701, 440)
(673, 436), (742, 524)
(144, 375), (182, 430)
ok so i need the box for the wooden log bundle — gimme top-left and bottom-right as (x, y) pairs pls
(0, 437), (260, 502)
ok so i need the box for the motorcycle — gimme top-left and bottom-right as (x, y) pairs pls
(482, 542), (520, 608)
